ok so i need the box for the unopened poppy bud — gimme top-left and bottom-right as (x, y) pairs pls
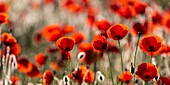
(154, 74), (160, 82)
(64, 82), (70, 85)
(138, 32), (141, 37)
(63, 76), (70, 83)
(130, 62), (135, 75)
(77, 52), (85, 60)
(96, 71), (105, 82)
(135, 79), (138, 83)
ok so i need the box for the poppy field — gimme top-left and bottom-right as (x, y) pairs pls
(1, 0), (170, 85)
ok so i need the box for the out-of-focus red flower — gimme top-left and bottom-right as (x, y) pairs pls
(62, 0), (82, 13)
(92, 35), (107, 51)
(43, 70), (54, 85)
(50, 62), (60, 70)
(107, 24), (128, 40)
(71, 32), (85, 44)
(151, 12), (162, 24)
(117, 6), (133, 19)
(17, 58), (33, 73)
(26, 64), (42, 78)
(44, 0), (55, 4)
(42, 24), (62, 42)
(95, 19), (111, 31)
(10, 43), (21, 56)
(11, 76), (19, 85)
(157, 76), (170, 85)
(1, 32), (17, 46)
(136, 62), (159, 82)
(0, 2), (8, 13)
(78, 42), (94, 64)
(119, 71), (133, 84)
(61, 25), (75, 34)
(45, 45), (58, 54)
(0, 13), (8, 24)
(110, 3), (120, 12)
(32, 31), (43, 44)
(68, 65), (94, 83)
(106, 40), (119, 53)
(56, 37), (75, 51)
(130, 22), (148, 36)
(35, 53), (47, 67)
(132, 1), (147, 14)
(139, 35), (162, 53)
(86, 7), (97, 27)
(60, 50), (72, 60)
(162, 12), (170, 31)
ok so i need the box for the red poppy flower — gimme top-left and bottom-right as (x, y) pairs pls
(151, 12), (162, 24)
(146, 44), (170, 57)
(110, 3), (120, 12)
(117, 6), (133, 19)
(32, 31), (43, 44)
(107, 24), (128, 40)
(92, 35), (107, 51)
(119, 71), (133, 84)
(0, 2), (8, 13)
(1, 32), (17, 46)
(130, 22), (148, 36)
(60, 50), (72, 60)
(61, 25), (75, 34)
(79, 42), (93, 64)
(95, 19), (111, 31)
(50, 62), (60, 70)
(42, 24), (62, 42)
(71, 32), (85, 44)
(10, 43), (21, 56)
(35, 53), (47, 67)
(11, 76), (19, 85)
(44, 0), (55, 4)
(157, 76), (170, 85)
(162, 12), (170, 31)
(26, 64), (42, 78)
(136, 62), (159, 82)
(106, 40), (119, 53)
(133, 1), (147, 14)
(0, 13), (8, 24)
(43, 70), (54, 85)
(139, 35), (162, 53)
(17, 58), (33, 73)
(56, 37), (75, 51)
(62, 0), (82, 13)
(69, 65), (94, 83)
(86, 7), (97, 27)
(45, 45), (58, 54)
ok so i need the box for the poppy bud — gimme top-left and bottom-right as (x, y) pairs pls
(96, 71), (105, 82)
(154, 74), (160, 82)
(77, 52), (85, 60)
(130, 62), (135, 75)
(63, 76), (70, 83)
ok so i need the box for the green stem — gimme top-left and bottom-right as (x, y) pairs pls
(107, 52), (114, 85)
(145, 81), (148, 85)
(133, 32), (141, 83)
(150, 52), (152, 63)
(117, 40), (124, 77)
